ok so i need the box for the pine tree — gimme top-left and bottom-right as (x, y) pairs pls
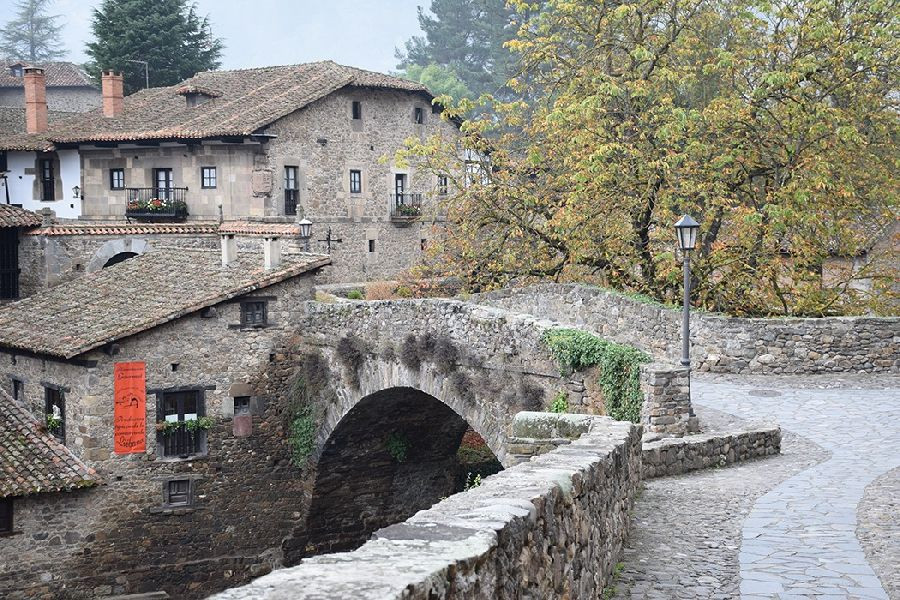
(396, 0), (521, 98)
(85, 0), (224, 94)
(0, 0), (66, 62)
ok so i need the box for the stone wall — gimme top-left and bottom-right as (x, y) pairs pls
(0, 273), (320, 599)
(211, 415), (642, 600)
(475, 284), (899, 374)
(641, 426), (781, 478)
(0, 87), (101, 112)
(640, 363), (699, 436)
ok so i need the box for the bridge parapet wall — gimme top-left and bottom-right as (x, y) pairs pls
(210, 415), (642, 600)
(474, 283), (899, 374)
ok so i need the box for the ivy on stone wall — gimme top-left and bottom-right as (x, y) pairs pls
(542, 329), (649, 423)
(287, 352), (330, 467)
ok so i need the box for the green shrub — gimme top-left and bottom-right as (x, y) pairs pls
(542, 328), (650, 423)
(386, 432), (411, 462)
(289, 405), (316, 467)
(550, 390), (569, 413)
(395, 285), (413, 298)
(346, 289), (364, 300)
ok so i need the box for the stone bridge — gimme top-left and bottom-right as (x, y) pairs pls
(270, 298), (689, 564)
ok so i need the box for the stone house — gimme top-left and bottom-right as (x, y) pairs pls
(0, 204), (41, 299)
(0, 61), (100, 112)
(1, 62), (461, 287)
(0, 241), (330, 598)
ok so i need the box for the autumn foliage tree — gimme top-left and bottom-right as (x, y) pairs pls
(402, 0), (899, 316)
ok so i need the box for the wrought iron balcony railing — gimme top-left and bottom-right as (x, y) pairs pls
(390, 193), (423, 221)
(125, 187), (189, 220)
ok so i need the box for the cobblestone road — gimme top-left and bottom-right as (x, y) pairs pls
(613, 374), (900, 600)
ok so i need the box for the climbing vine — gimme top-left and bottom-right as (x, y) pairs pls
(286, 352), (330, 467)
(549, 390), (569, 413)
(385, 432), (411, 463)
(542, 329), (649, 423)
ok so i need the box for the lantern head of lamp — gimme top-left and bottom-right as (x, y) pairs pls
(674, 214), (699, 251)
(72, 185), (81, 199)
(298, 218), (312, 239)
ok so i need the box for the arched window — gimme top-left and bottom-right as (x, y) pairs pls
(103, 252), (138, 268)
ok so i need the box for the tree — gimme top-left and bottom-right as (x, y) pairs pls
(85, 0), (223, 94)
(0, 0), (66, 61)
(396, 0), (524, 99)
(396, 63), (472, 101)
(400, 0), (899, 317)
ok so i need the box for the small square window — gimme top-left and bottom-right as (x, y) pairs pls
(414, 107), (424, 124)
(437, 175), (448, 195)
(165, 479), (192, 506)
(109, 168), (125, 190)
(368, 240), (375, 253)
(44, 387), (65, 443)
(241, 300), (267, 327)
(0, 498), (12, 534)
(421, 239), (428, 251)
(234, 396), (251, 415)
(201, 166), (217, 189)
(351, 101), (362, 120)
(349, 169), (361, 194)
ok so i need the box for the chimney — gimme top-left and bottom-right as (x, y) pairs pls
(263, 236), (281, 270)
(102, 70), (124, 118)
(221, 234), (237, 266)
(23, 67), (47, 134)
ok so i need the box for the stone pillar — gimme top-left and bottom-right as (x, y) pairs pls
(220, 234), (237, 266)
(263, 236), (281, 270)
(639, 362), (699, 437)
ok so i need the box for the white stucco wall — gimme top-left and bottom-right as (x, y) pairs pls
(2, 149), (82, 218)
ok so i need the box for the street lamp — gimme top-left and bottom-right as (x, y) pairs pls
(674, 214), (700, 367)
(298, 218), (312, 252)
(72, 185), (81, 199)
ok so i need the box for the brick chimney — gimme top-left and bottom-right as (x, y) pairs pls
(23, 67), (47, 134)
(102, 71), (124, 118)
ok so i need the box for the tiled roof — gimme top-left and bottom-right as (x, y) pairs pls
(0, 247), (330, 359)
(47, 61), (430, 143)
(0, 205), (41, 228)
(25, 222), (221, 236)
(0, 390), (101, 498)
(218, 221), (305, 236)
(0, 61), (95, 88)
(0, 106), (68, 151)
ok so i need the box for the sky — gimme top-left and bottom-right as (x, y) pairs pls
(7, 0), (427, 73)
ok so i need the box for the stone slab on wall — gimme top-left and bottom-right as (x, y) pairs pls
(210, 416), (642, 600)
(474, 284), (899, 374)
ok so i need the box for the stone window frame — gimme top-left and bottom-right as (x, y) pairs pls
(233, 396), (251, 416)
(368, 239), (376, 253)
(349, 169), (362, 194)
(109, 168), (125, 190)
(163, 478), (193, 507)
(38, 156), (56, 202)
(153, 387), (211, 460)
(414, 106), (424, 125)
(240, 299), (268, 328)
(0, 497), (12, 535)
(200, 166), (217, 189)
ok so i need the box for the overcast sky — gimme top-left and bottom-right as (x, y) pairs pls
(20, 0), (427, 73)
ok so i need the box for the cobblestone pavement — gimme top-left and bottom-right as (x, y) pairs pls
(613, 374), (900, 600)
(857, 467), (899, 600)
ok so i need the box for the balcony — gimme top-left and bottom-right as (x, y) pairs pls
(390, 193), (422, 223)
(125, 187), (189, 221)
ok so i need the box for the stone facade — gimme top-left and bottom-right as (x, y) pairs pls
(0, 273), (319, 599)
(475, 283), (900, 374)
(641, 425), (782, 478)
(0, 87), (101, 113)
(211, 415), (642, 600)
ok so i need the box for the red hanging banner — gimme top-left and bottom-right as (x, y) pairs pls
(114, 362), (146, 454)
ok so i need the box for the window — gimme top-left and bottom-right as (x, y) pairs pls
(0, 498), (11, 534)
(284, 166), (298, 216)
(9, 65), (23, 77)
(44, 387), (65, 443)
(158, 390), (205, 458)
(11, 379), (22, 402)
(351, 101), (362, 120)
(368, 239), (376, 253)
(234, 396), (251, 416)
(39, 159), (54, 201)
(154, 168), (174, 200)
(241, 300), (268, 327)
(414, 107), (424, 124)
(0, 151), (7, 173)
(437, 175), (448, 195)
(0, 228), (19, 299)
(421, 239), (428, 251)
(349, 169), (361, 194)
(109, 168), (125, 190)
(201, 166), (217, 189)
(165, 479), (192, 506)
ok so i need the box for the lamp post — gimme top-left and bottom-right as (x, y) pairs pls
(674, 214), (700, 367)
(298, 218), (312, 252)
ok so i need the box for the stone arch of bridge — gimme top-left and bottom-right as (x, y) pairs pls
(283, 382), (500, 563)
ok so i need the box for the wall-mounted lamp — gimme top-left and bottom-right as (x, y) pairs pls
(72, 185), (82, 199)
